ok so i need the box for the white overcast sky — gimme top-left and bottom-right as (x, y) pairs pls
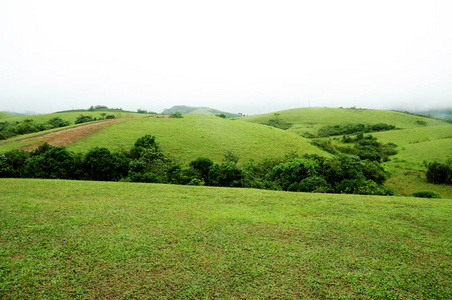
(1, 0), (451, 115)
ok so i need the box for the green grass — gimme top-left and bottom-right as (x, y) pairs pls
(66, 114), (328, 164)
(241, 107), (449, 136)
(0, 178), (451, 299)
(0, 112), (18, 120)
(371, 125), (452, 197)
(1, 111), (149, 125)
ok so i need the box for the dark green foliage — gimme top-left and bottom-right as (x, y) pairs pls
(265, 113), (292, 130)
(208, 162), (244, 187)
(1, 149), (29, 177)
(83, 147), (130, 181)
(298, 176), (332, 193)
(266, 159), (319, 190)
(314, 134), (397, 163)
(412, 191), (441, 198)
(75, 114), (95, 124)
(189, 157), (214, 183)
(426, 161), (452, 184)
(0, 117), (70, 140)
(24, 144), (82, 179)
(0, 134), (395, 196)
(317, 123), (396, 137)
(310, 139), (339, 155)
(105, 114), (116, 119)
(216, 114), (226, 118)
(47, 117), (70, 128)
(169, 112), (183, 118)
(0, 155), (14, 177)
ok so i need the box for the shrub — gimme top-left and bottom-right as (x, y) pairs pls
(47, 117), (70, 128)
(83, 147), (130, 181)
(298, 176), (332, 193)
(24, 144), (82, 179)
(208, 162), (244, 187)
(2, 149), (29, 177)
(75, 114), (95, 124)
(426, 161), (452, 184)
(169, 112), (183, 118)
(412, 191), (441, 198)
(189, 157), (214, 182)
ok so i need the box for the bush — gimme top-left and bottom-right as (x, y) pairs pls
(75, 114), (95, 124)
(24, 144), (82, 179)
(189, 157), (214, 183)
(208, 162), (244, 187)
(47, 117), (70, 128)
(426, 161), (452, 184)
(169, 112), (183, 118)
(412, 191), (441, 198)
(2, 149), (29, 177)
(298, 176), (332, 193)
(83, 147), (130, 181)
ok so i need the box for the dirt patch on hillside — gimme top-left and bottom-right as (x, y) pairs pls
(18, 119), (122, 151)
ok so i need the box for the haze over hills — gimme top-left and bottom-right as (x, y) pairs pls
(162, 105), (240, 118)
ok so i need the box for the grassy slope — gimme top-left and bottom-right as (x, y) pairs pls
(65, 114), (328, 164)
(243, 107), (452, 197)
(1, 178), (451, 299)
(2, 111), (148, 124)
(0, 112), (18, 120)
(372, 125), (452, 198)
(241, 107), (449, 136)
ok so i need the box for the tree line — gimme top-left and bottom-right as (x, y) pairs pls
(0, 134), (397, 196)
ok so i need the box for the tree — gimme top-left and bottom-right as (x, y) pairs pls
(189, 157), (214, 183)
(24, 144), (82, 179)
(169, 112), (183, 118)
(83, 147), (130, 181)
(426, 161), (452, 184)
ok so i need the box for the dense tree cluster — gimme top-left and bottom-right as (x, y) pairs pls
(0, 134), (396, 196)
(317, 123), (396, 137)
(426, 161), (452, 184)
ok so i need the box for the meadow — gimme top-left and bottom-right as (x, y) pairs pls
(1, 178), (451, 299)
(241, 107), (449, 137)
(56, 114), (328, 164)
(1, 107), (451, 197)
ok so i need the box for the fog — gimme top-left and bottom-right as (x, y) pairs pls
(1, 0), (451, 115)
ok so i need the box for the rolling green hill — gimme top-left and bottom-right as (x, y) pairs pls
(241, 107), (449, 136)
(1, 107), (450, 197)
(66, 114), (328, 164)
(0, 114), (329, 164)
(163, 105), (240, 118)
(1, 178), (450, 298)
(1, 110), (148, 124)
(0, 111), (18, 119)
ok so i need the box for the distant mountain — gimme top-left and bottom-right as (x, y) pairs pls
(0, 111), (31, 118)
(162, 105), (240, 118)
(408, 109), (452, 121)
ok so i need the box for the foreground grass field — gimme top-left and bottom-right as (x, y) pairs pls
(1, 179), (451, 299)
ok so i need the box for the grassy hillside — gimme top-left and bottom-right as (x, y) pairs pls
(371, 125), (452, 197)
(163, 105), (240, 118)
(241, 107), (449, 136)
(0, 112), (18, 119)
(66, 114), (327, 164)
(1, 111), (148, 124)
(1, 178), (450, 299)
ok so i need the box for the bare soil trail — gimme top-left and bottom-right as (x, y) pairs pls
(9, 119), (124, 151)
